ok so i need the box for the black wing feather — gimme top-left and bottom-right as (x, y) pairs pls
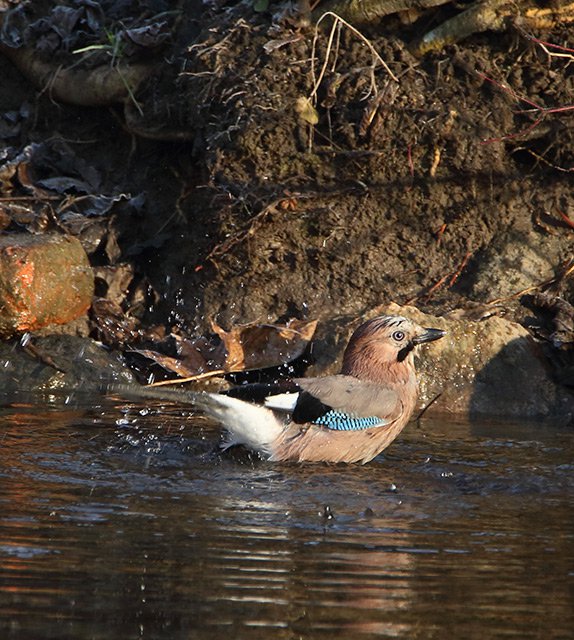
(223, 381), (299, 403)
(292, 390), (333, 424)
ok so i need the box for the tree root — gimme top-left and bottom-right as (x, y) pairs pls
(313, 0), (451, 26)
(412, 0), (574, 56)
(313, 0), (574, 55)
(0, 43), (152, 107)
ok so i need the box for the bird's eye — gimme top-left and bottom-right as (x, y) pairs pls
(392, 330), (405, 342)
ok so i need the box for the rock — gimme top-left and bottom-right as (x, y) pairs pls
(308, 303), (574, 421)
(0, 234), (94, 337)
(385, 303), (574, 421)
(0, 335), (135, 394)
(467, 231), (565, 303)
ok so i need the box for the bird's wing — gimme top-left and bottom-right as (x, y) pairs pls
(224, 381), (299, 403)
(292, 375), (402, 430)
(222, 377), (402, 431)
(221, 381), (301, 413)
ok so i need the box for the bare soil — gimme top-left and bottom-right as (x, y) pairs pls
(0, 0), (572, 349)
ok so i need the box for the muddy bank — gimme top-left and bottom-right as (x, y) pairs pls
(0, 0), (572, 416)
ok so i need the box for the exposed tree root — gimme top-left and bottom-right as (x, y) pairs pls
(412, 0), (574, 56)
(313, 0), (450, 26)
(0, 42), (152, 106)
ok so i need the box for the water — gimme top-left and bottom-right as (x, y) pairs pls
(0, 394), (573, 639)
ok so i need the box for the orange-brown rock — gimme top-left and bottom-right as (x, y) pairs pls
(0, 234), (94, 337)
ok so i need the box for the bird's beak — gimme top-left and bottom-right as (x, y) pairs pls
(413, 327), (445, 345)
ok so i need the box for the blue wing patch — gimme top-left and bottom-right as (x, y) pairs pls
(314, 411), (387, 431)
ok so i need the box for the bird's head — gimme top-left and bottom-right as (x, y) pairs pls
(342, 315), (445, 378)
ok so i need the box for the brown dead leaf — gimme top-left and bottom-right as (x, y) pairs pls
(210, 318), (318, 372)
(175, 334), (227, 374)
(90, 298), (140, 348)
(127, 333), (226, 380)
(93, 263), (134, 303)
(126, 319), (317, 382)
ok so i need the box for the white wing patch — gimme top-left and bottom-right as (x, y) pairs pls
(264, 392), (300, 412)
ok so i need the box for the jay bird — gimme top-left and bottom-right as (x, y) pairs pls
(114, 315), (444, 464)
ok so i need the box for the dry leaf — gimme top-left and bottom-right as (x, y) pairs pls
(127, 319), (317, 381)
(295, 97), (319, 125)
(211, 318), (317, 372)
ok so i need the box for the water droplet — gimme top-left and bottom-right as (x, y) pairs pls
(320, 505), (335, 519)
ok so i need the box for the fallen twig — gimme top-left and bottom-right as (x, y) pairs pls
(477, 71), (574, 156)
(448, 251), (472, 287)
(148, 370), (226, 386)
(487, 258), (574, 305)
(416, 393), (443, 422)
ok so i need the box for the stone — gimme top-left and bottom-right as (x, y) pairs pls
(0, 233), (94, 337)
(0, 335), (135, 393)
(468, 231), (564, 303)
(307, 303), (574, 421)
(386, 303), (574, 421)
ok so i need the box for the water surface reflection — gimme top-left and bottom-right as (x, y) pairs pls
(0, 397), (572, 639)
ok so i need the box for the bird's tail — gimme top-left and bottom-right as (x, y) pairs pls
(105, 383), (284, 457)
